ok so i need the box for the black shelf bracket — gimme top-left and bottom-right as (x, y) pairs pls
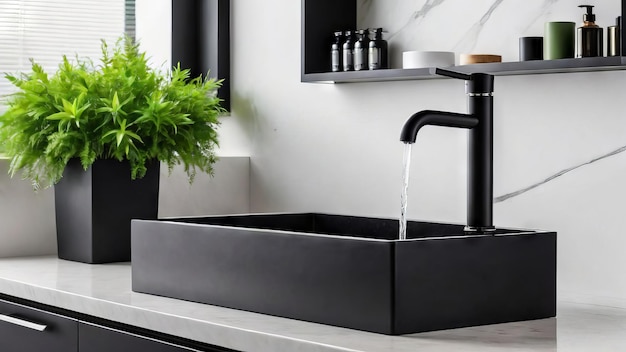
(619, 0), (626, 56)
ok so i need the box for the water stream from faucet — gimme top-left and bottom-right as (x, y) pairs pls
(399, 143), (412, 240)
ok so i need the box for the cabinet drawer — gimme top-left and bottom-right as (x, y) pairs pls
(0, 298), (78, 352)
(79, 322), (199, 352)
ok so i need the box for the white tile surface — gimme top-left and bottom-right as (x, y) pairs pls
(0, 256), (625, 352)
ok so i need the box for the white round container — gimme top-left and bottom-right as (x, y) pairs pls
(402, 51), (455, 69)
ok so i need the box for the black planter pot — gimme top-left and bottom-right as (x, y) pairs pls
(55, 159), (160, 264)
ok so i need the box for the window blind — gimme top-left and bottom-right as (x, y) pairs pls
(125, 0), (136, 42)
(0, 0), (130, 100)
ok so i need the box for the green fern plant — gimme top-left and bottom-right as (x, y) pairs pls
(0, 36), (223, 188)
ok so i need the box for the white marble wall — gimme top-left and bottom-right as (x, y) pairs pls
(215, 0), (626, 311)
(358, 0), (620, 67)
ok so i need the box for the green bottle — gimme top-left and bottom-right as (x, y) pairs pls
(544, 22), (576, 60)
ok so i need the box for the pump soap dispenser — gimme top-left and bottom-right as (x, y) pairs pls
(577, 5), (603, 57)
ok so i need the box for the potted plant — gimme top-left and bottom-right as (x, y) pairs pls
(0, 36), (224, 263)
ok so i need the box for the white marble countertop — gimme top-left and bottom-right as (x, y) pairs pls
(0, 256), (624, 352)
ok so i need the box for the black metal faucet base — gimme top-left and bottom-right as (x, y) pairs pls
(132, 213), (557, 335)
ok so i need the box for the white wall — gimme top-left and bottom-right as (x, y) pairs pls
(159, 157), (250, 217)
(139, 0), (626, 308)
(0, 160), (57, 257)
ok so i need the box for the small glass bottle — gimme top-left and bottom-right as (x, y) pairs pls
(331, 31), (343, 72)
(576, 5), (603, 58)
(353, 29), (370, 71)
(342, 30), (356, 71)
(368, 28), (388, 70)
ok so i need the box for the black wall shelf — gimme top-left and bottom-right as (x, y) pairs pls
(302, 57), (626, 83)
(302, 0), (626, 84)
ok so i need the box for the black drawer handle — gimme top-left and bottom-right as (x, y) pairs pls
(0, 314), (47, 331)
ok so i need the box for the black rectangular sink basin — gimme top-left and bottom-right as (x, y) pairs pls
(131, 213), (556, 335)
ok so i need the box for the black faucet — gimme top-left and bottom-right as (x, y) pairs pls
(400, 68), (495, 233)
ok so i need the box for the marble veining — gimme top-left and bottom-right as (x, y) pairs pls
(518, 0), (560, 36)
(452, 0), (504, 55)
(356, 0), (373, 26)
(387, 0), (448, 41)
(0, 257), (626, 352)
(358, 0), (620, 66)
(495, 143), (626, 203)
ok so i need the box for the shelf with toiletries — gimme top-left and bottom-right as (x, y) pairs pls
(301, 0), (626, 84)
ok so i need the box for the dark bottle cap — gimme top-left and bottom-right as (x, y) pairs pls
(370, 28), (384, 40)
(578, 5), (596, 22)
(356, 29), (370, 41)
(344, 30), (355, 43)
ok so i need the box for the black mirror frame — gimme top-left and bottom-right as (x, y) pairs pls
(172, 0), (230, 111)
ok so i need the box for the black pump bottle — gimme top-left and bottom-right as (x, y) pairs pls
(577, 5), (603, 57)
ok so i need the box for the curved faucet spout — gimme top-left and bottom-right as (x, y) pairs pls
(400, 110), (479, 144)
(398, 69), (495, 232)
